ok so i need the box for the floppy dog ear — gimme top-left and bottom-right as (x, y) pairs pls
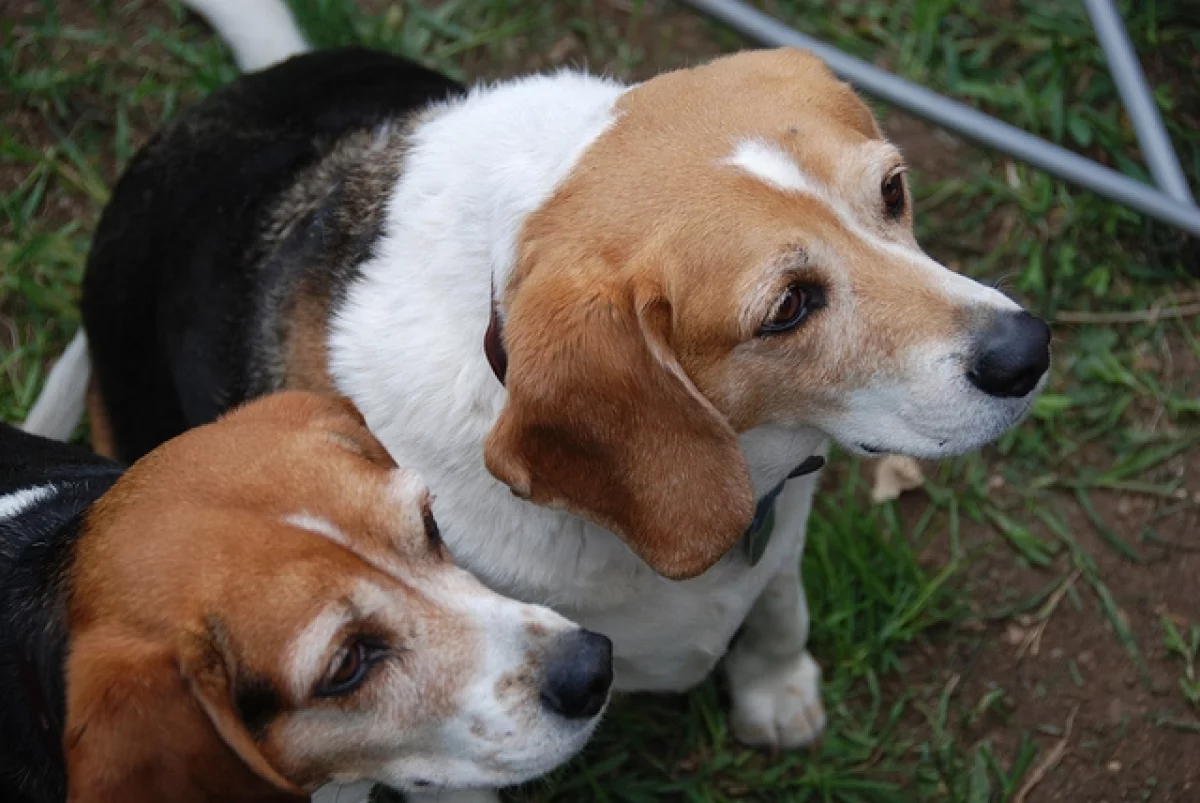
(64, 626), (305, 803)
(484, 272), (755, 580)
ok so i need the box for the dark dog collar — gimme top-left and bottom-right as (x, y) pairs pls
(742, 455), (826, 565)
(484, 282), (508, 386)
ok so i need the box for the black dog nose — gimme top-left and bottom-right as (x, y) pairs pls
(968, 311), (1051, 398)
(540, 629), (613, 720)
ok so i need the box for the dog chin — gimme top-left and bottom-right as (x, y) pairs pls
(383, 717), (603, 793)
(839, 398), (1040, 460)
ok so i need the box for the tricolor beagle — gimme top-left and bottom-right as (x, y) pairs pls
(2, 393), (610, 802)
(28, 1), (1050, 801)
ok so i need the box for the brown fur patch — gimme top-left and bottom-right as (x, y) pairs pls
(64, 392), (484, 800)
(488, 48), (981, 578)
(86, 378), (117, 459)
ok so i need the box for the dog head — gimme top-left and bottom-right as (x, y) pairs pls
(485, 48), (1049, 579)
(64, 392), (611, 802)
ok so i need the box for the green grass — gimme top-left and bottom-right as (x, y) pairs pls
(3, 0), (1198, 801)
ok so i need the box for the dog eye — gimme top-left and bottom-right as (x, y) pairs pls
(759, 284), (823, 335)
(318, 640), (383, 697)
(881, 172), (905, 217)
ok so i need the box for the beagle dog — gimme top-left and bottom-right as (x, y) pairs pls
(2, 392), (611, 803)
(27, 1), (1050, 800)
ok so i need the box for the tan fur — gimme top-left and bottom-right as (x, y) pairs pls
(86, 379), (117, 459)
(64, 393), (478, 800)
(487, 49), (975, 578)
(283, 292), (338, 395)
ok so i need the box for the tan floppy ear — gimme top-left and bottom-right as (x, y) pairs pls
(485, 273), (755, 580)
(64, 626), (306, 803)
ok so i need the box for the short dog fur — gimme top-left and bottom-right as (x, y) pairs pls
(3, 393), (611, 802)
(29, 2), (1050, 801)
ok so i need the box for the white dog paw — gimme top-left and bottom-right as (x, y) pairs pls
(727, 651), (826, 749)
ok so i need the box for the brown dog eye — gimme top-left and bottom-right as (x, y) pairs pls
(759, 283), (823, 335)
(317, 639), (384, 697)
(881, 173), (905, 217)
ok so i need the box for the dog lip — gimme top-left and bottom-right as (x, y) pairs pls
(859, 443), (887, 454)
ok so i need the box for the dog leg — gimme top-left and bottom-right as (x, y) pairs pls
(724, 558), (826, 748)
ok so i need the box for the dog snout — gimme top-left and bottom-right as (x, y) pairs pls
(967, 311), (1051, 398)
(539, 629), (613, 720)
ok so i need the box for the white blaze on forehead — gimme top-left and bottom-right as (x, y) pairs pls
(282, 513), (349, 546)
(723, 138), (816, 195)
(0, 484), (55, 520)
(721, 138), (1018, 313)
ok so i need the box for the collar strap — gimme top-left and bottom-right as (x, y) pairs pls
(484, 282), (508, 386)
(742, 454), (826, 565)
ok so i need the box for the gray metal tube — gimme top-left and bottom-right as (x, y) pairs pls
(676, 0), (1200, 237)
(1083, 0), (1194, 203)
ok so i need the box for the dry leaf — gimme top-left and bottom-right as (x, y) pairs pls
(870, 455), (925, 504)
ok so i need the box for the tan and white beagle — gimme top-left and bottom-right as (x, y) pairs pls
(3, 393), (611, 803)
(26, 2), (1050, 801)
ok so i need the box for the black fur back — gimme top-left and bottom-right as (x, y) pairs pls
(83, 47), (464, 461)
(0, 425), (122, 803)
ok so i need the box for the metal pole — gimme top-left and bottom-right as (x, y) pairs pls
(1082, 0), (1194, 204)
(676, 0), (1200, 238)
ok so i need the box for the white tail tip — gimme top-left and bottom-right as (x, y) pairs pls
(182, 0), (311, 72)
(22, 330), (90, 441)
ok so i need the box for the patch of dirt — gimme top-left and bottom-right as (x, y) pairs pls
(889, 460), (1200, 802)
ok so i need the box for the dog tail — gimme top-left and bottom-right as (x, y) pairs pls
(21, 329), (90, 441)
(182, 0), (311, 72)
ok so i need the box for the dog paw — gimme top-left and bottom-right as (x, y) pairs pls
(727, 650), (826, 749)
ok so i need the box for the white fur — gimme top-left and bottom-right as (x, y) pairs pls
(728, 651), (825, 747)
(21, 330), (89, 441)
(283, 513), (348, 546)
(723, 138), (817, 195)
(180, 0), (309, 72)
(0, 484), (55, 521)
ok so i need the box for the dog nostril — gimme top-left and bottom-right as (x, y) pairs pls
(539, 629), (613, 720)
(967, 311), (1051, 399)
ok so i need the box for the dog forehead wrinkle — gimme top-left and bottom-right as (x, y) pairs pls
(282, 512), (348, 545)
